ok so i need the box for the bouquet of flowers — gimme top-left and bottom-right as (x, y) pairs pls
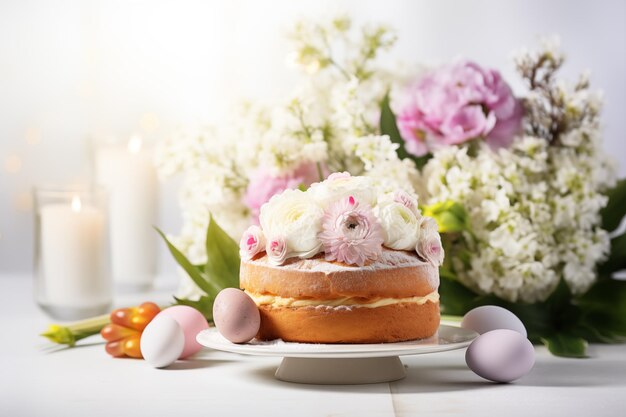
(156, 17), (626, 357)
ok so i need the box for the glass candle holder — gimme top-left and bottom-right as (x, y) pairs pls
(34, 186), (112, 320)
(92, 135), (158, 291)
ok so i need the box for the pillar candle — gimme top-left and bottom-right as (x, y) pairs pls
(39, 196), (110, 307)
(95, 136), (158, 290)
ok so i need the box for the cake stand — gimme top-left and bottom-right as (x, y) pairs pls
(196, 325), (477, 385)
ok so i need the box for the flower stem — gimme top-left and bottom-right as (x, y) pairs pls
(40, 314), (110, 347)
(316, 162), (324, 182)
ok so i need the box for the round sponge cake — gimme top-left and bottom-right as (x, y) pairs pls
(240, 248), (440, 343)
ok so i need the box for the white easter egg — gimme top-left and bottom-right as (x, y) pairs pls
(140, 315), (185, 368)
(461, 305), (527, 337)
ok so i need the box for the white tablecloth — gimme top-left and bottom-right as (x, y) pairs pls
(1, 275), (625, 417)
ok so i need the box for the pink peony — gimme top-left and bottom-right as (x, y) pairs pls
(318, 195), (384, 266)
(397, 60), (523, 156)
(243, 162), (319, 224)
(239, 225), (266, 261)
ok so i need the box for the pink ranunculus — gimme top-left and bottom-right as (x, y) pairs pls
(243, 162), (319, 224)
(267, 235), (288, 265)
(393, 189), (419, 215)
(318, 195), (384, 266)
(416, 217), (445, 266)
(239, 225), (266, 261)
(397, 60), (523, 156)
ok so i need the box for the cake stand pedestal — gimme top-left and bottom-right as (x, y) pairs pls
(275, 356), (406, 384)
(197, 325), (477, 385)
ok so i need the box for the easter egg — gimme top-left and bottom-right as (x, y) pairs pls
(140, 315), (185, 368)
(461, 305), (527, 337)
(465, 329), (535, 383)
(160, 305), (209, 358)
(213, 288), (260, 343)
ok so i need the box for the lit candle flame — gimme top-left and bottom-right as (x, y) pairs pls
(127, 135), (142, 154)
(71, 196), (82, 212)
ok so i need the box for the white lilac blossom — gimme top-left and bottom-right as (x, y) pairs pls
(420, 132), (613, 302)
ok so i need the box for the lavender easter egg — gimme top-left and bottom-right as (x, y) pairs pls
(461, 305), (527, 337)
(160, 305), (209, 358)
(465, 329), (535, 383)
(213, 288), (260, 343)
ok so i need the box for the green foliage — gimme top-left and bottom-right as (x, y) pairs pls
(599, 233), (626, 276)
(439, 270), (626, 357)
(157, 214), (241, 320)
(601, 178), (626, 232)
(541, 334), (588, 358)
(204, 214), (241, 290)
(173, 296), (215, 322)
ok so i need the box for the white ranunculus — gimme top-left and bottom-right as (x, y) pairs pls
(259, 189), (323, 258)
(374, 200), (420, 251)
(308, 174), (378, 209)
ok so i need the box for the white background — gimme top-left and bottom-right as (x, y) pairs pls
(1, 0), (625, 275)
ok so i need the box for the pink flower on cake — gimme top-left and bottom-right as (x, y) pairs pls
(396, 60), (522, 156)
(318, 195), (384, 266)
(243, 162), (319, 224)
(393, 189), (419, 216)
(267, 235), (289, 265)
(416, 217), (445, 266)
(239, 225), (266, 261)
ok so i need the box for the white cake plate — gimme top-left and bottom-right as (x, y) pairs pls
(196, 325), (477, 385)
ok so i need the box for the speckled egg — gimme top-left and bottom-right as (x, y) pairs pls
(160, 305), (209, 358)
(465, 329), (535, 383)
(213, 288), (260, 344)
(140, 315), (185, 368)
(461, 305), (527, 337)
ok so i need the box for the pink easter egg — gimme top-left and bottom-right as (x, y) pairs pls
(159, 305), (209, 358)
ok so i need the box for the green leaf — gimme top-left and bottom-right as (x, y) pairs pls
(204, 214), (241, 291)
(575, 278), (626, 342)
(155, 227), (221, 296)
(439, 277), (476, 316)
(599, 233), (626, 274)
(422, 201), (469, 233)
(601, 178), (626, 232)
(541, 333), (588, 358)
(173, 296), (215, 321)
(380, 91), (432, 169)
(380, 91), (409, 159)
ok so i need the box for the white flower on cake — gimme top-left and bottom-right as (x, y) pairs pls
(392, 189), (420, 216)
(259, 189), (324, 260)
(416, 217), (445, 266)
(308, 172), (378, 208)
(374, 200), (420, 251)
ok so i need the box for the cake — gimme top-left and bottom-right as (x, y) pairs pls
(238, 172), (444, 343)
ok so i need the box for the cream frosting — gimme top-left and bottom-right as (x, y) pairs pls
(245, 290), (439, 309)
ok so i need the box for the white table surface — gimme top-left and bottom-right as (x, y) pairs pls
(1, 274), (625, 417)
